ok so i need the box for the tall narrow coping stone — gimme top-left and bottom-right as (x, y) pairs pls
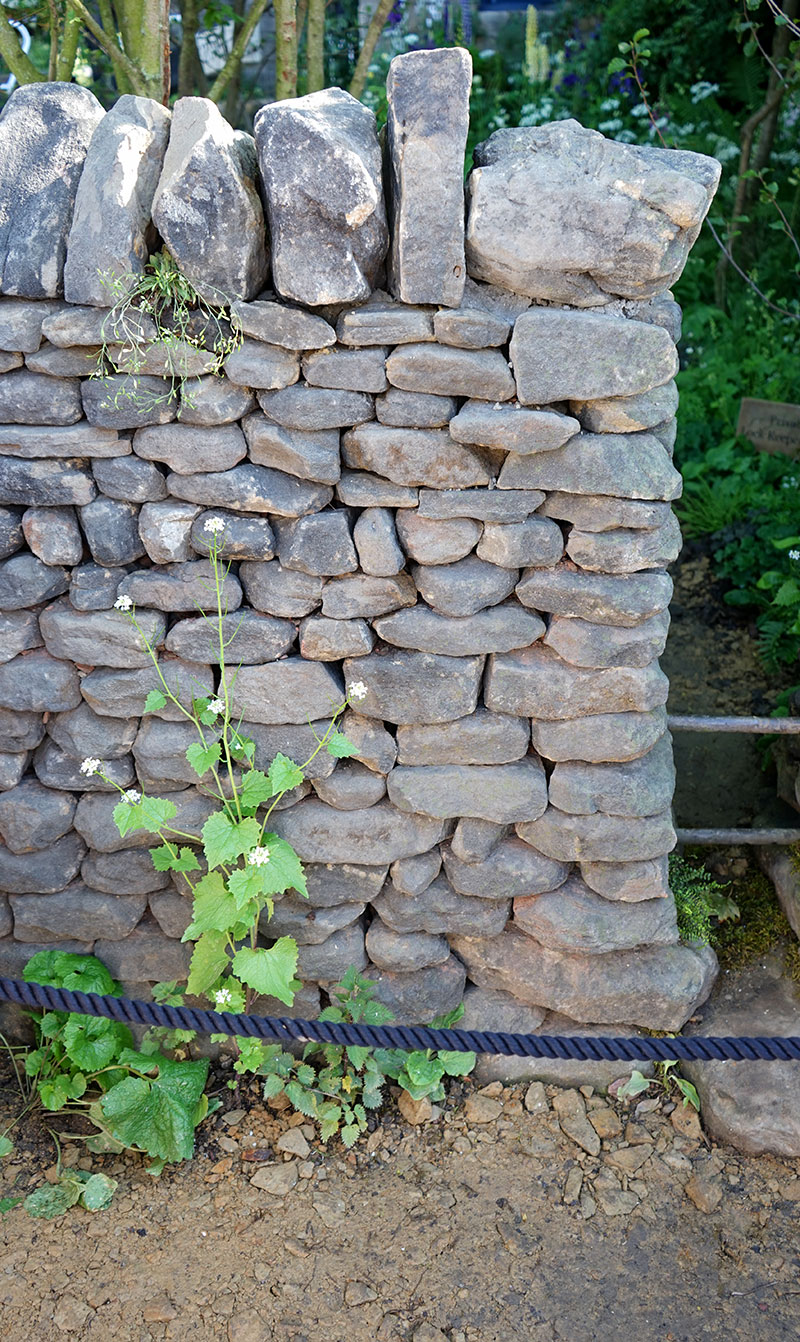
(385, 47), (472, 308)
(64, 96), (172, 307)
(0, 83), (105, 298)
(255, 89), (388, 307)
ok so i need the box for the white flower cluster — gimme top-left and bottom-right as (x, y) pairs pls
(80, 757), (102, 776)
(122, 789), (141, 804)
(114, 595), (133, 612)
(348, 681), (368, 701)
(789, 550), (800, 562)
(213, 987), (233, 1008)
(248, 846), (271, 867)
(207, 697), (225, 715)
(204, 517), (225, 534)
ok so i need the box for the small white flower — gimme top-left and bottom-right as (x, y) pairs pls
(80, 757), (102, 776)
(114, 594), (133, 611)
(248, 845), (271, 867)
(348, 681), (368, 701)
(789, 550), (800, 561)
(207, 697), (225, 715)
(122, 788), (141, 804)
(204, 517), (225, 534)
(213, 987), (233, 1008)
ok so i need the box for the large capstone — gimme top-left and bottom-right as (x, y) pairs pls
(509, 310), (678, 405)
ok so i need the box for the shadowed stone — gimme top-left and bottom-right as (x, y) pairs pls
(514, 873), (677, 953)
(259, 384), (373, 430)
(226, 659), (343, 725)
(80, 498), (146, 565)
(260, 897), (364, 945)
(0, 353), (23, 372)
(118, 559), (242, 612)
(167, 464), (333, 517)
(152, 97), (268, 303)
(0, 297), (61, 352)
(388, 758), (547, 824)
(340, 711), (397, 775)
(395, 709), (529, 766)
(531, 707), (668, 764)
(274, 511), (357, 576)
(314, 760), (386, 809)
(451, 817), (507, 862)
(0, 505), (23, 558)
(93, 456), (167, 502)
(413, 555), (517, 616)
(366, 919), (450, 972)
(510, 310), (678, 404)
(26, 343), (100, 376)
(336, 471), (418, 508)
(223, 339), (300, 390)
(516, 565), (672, 626)
(0, 707), (45, 751)
(231, 299), (335, 350)
(570, 380), (679, 433)
(96, 918), (192, 981)
(376, 387), (456, 427)
(390, 850), (441, 896)
(70, 562), (126, 610)
(0, 370), (82, 425)
(343, 650), (483, 724)
(74, 788), (215, 852)
(16, 505), (74, 569)
(477, 518), (563, 568)
(178, 376), (255, 426)
(47, 701), (138, 760)
(366, 955), (466, 1024)
(149, 890), (191, 938)
(544, 611), (670, 670)
(353, 507), (404, 576)
(460, 985), (547, 1085)
(255, 88), (387, 306)
(300, 863), (387, 908)
(64, 95), (171, 306)
(243, 412), (340, 485)
(343, 422), (490, 489)
(166, 611), (294, 664)
(0, 754), (27, 791)
(550, 734), (676, 818)
(300, 616), (374, 661)
(498, 432), (682, 501)
(386, 47), (472, 306)
(434, 307), (510, 348)
(296, 922), (368, 980)
(386, 343), (515, 401)
(450, 402), (579, 453)
(82, 374), (176, 429)
(396, 511), (481, 565)
(321, 573), (416, 619)
(375, 877), (509, 938)
(417, 488), (544, 523)
(133, 423), (246, 474)
(240, 559), (324, 617)
(374, 603), (544, 657)
(243, 720), (338, 781)
(443, 836), (569, 899)
(0, 610), (41, 664)
(337, 302), (434, 346)
(0, 553), (69, 609)
(272, 798), (447, 863)
(303, 346), (388, 393)
(42, 305), (156, 347)
(140, 500), (202, 563)
(190, 509), (275, 561)
(83, 847), (170, 895)
(0, 777), (76, 854)
(0, 83), (104, 297)
(81, 659), (213, 720)
(132, 718), (219, 789)
(485, 645), (668, 719)
(0, 830), (85, 892)
(40, 601), (166, 668)
(516, 806), (675, 862)
(580, 856), (671, 903)
(34, 737), (135, 791)
(566, 513), (682, 572)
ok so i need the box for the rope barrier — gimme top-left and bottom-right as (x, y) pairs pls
(2, 977), (799, 1063)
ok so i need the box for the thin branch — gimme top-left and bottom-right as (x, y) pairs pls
(47, 0), (59, 80)
(766, 0), (800, 37)
(68, 0), (142, 88)
(0, 7), (46, 83)
(706, 218), (800, 321)
(208, 0), (270, 102)
(348, 0), (394, 100)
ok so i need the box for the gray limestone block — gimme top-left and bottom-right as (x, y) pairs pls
(549, 734), (675, 819)
(443, 835), (569, 899)
(117, 559), (242, 613)
(0, 369), (82, 425)
(226, 659), (343, 725)
(179, 376), (256, 427)
(450, 817), (507, 863)
(41, 304), (156, 347)
(476, 517), (563, 569)
(343, 422), (490, 489)
(498, 431), (682, 501)
(335, 471), (418, 509)
(302, 346), (388, 393)
(516, 805), (675, 863)
(48, 701), (138, 760)
(390, 849), (441, 896)
(0, 706), (45, 751)
(132, 717), (215, 790)
(632, 292), (683, 342)
(365, 955), (466, 1025)
(21, 506), (83, 566)
(64, 95), (171, 306)
(0, 83), (104, 298)
(258, 384), (373, 430)
(544, 610), (670, 670)
(570, 380), (679, 433)
(652, 417), (677, 453)
(231, 299), (335, 351)
(0, 829), (86, 893)
(466, 120), (719, 305)
(433, 308), (510, 349)
(149, 889), (191, 939)
(70, 563), (127, 611)
(320, 572), (416, 619)
(581, 855), (671, 903)
(0, 648), (81, 713)
(243, 720), (338, 781)
(388, 758), (547, 825)
(166, 463), (333, 517)
(516, 564), (673, 627)
(513, 873), (677, 953)
(339, 711), (397, 775)
(417, 488), (544, 523)
(375, 881), (507, 938)
(366, 918), (450, 972)
(0, 610), (42, 664)
(271, 797), (447, 865)
(255, 88), (387, 307)
(81, 658), (213, 721)
(0, 353), (22, 373)
(26, 343), (100, 376)
(450, 402), (578, 453)
(74, 787), (215, 852)
(242, 412), (340, 485)
(486, 644), (668, 720)
(39, 601), (166, 669)
(314, 760), (386, 809)
(0, 751), (28, 791)
(299, 616), (374, 661)
(342, 649), (483, 725)
(510, 310), (678, 405)
(80, 497), (146, 566)
(93, 456), (167, 503)
(295, 921), (368, 981)
(166, 610), (294, 664)
(96, 916), (192, 982)
(223, 339), (300, 391)
(0, 297), (62, 352)
(239, 559), (323, 618)
(395, 708), (529, 766)
(0, 422), (126, 458)
(396, 511), (481, 565)
(82, 846), (170, 896)
(373, 603), (544, 657)
(260, 897), (364, 946)
(460, 985), (546, 1083)
(353, 507), (404, 577)
(375, 387), (456, 427)
(0, 552), (69, 609)
(566, 512), (682, 573)
(385, 343), (515, 401)
(0, 938), (93, 983)
(140, 500), (203, 564)
(386, 48), (471, 307)
(531, 707), (668, 765)
(0, 505), (23, 558)
(82, 374), (177, 430)
(0, 896), (10, 936)
(0, 777), (76, 853)
(152, 97), (268, 304)
(337, 303), (434, 347)
(133, 422), (246, 475)
(34, 736), (135, 791)
(273, 510), (357, 577)
(190, 509), (275, 561)
(413, 554), (517, 616)
(11, 883), (146, 942)
(450, 926), (715, 1033)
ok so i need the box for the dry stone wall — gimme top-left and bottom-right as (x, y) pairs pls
(0, 51), (722, 1039)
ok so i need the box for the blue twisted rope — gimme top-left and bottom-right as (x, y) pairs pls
(1, 978), (799, 1062)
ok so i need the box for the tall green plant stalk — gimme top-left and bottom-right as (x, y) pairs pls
(274, 0), (298, 99)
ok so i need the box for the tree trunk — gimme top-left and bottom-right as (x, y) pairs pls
(305, 0), (324, 92)
(274, 0), (297, 100)
(0, 8), (46, 83)
(349, 0), (395, 100)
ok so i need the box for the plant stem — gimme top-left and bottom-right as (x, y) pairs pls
(348, 0), (395, 100)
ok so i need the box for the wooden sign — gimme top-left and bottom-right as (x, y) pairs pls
(737, 398), (800, 457)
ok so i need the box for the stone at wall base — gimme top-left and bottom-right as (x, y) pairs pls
(758, 846), (800, 939)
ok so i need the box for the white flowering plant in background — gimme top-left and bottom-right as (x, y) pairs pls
(89, 519), (364, 1068)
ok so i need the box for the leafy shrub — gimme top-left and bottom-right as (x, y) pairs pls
(670, 855), (740, 945)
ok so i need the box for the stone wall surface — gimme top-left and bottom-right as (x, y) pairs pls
(0, 55), (722, 1039)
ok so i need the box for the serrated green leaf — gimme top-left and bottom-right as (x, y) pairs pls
(233, 1038), (270, 1074)
(114, 795), (178, 838)
(100, 1055), (209, 1164)
(150, 844), (200, 873)
(80, 1173), (118, 1211)
(181, 872), (239, 941)
(186, 930), (230, 995)
(404, 1053), (443, 1089)
(144, 689), (167, 713)
(186, 740), (222, 777)
(262, 1072), (285, 1099)
(345, 1045), (370, 1070)
(39, 1077), (73, 1111)
(23, 950), (119, 997)
(201, 812), (261, 870)
(256, 834), (308, 898)
(232, 939), (299, 1006)
(284, 1080), (319, 1117)
(24, 1180), (82, 1219)
(239, 768), (272, 811)
(226, 864), (266, 909)
(63, 1016), (131, 1072)
(268, 753), (305, 795)
(326, 731), (359, 759)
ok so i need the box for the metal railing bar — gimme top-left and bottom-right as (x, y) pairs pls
(676, 827), (800, 845)
(667, 715), (800, 734)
